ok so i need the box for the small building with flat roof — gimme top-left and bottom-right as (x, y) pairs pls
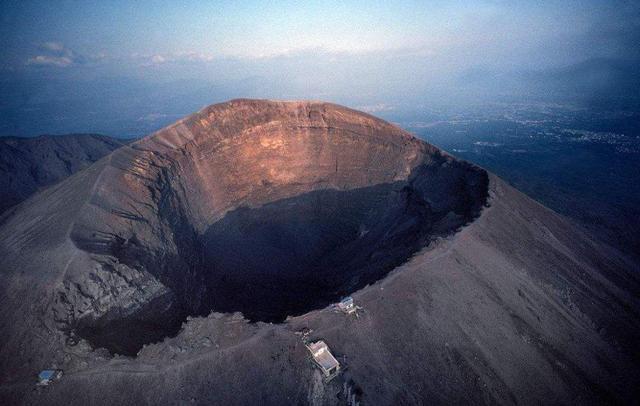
(306, 340), (340, 380)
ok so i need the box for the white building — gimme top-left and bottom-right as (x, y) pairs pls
(337, 296), (356, 314)
(306, 340), (340, 380)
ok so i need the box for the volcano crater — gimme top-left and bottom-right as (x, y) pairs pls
(64, 100), (488, 356)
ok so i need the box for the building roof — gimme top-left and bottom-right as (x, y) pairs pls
(38, 370), (56, 380)
(340, 297), (354, 306)
(307, 341), (340, 372)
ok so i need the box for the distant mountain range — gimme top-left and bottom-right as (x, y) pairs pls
(0, 134), (130, 214)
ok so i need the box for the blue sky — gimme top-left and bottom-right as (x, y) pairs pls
(3, 1), (637, 69)
(1, 1), (639, 136)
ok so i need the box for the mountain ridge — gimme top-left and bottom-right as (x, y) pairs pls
(0, 133), (130, 214)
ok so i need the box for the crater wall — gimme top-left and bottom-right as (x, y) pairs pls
(50, 100), (488, 355)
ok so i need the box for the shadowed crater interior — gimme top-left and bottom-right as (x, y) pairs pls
(72, 161), (488, 356)
(201, 165), (488, 321)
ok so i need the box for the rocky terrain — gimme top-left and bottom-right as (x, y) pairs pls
(0, 134), (129, 214)
(0, 100), (638, 405)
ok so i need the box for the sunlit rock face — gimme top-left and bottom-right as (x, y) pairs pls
(134, 99), (431, 228)
(26, 99), (487, 355)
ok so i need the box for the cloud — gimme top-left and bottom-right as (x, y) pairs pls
(181, 52), (214, 62)
(26, 42), (79, 67)
(140, 51), (215, 66)
(25, 42), (108, 67)
(26, 55), (74, 67)
(150, 54), (166, 64)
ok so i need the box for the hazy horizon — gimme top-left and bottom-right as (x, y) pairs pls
(2, 0), (639, 137)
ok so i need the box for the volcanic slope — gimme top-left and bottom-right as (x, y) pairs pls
(0, 134), (129, 214)
(0, 100), (638, 405)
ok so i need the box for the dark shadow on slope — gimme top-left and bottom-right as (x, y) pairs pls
(199, 183), (430, 321)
